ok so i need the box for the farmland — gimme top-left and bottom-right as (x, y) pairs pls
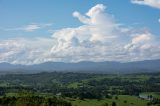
(0, 72), (160, 106)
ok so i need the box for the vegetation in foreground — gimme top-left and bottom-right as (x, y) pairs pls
(0, 72), (160, 106)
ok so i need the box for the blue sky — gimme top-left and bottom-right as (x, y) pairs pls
(0, 0), (160, 39)
(0, 0), (160, 64)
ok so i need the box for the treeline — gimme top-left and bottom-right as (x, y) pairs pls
(61, 77), (160, 99)
(0, 96), (72, 106)
(148, 98), (160, 106)
(0, 72), (160, 100)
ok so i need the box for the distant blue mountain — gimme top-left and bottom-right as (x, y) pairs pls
(0, 59), (160, 74)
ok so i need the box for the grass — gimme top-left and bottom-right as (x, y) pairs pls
(68, 95), (148, 106)
(6, 93), (19, 97)
(0, 81), (9, 87)
(68, 82), (81, 88)
(3, 93), (158, 106)
(141, 92), (160, 99)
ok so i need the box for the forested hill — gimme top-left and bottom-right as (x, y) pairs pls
(0, 59), (160, 74)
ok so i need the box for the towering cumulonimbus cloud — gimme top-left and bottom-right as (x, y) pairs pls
(0, 4), (160, 64)
(50, 4), (160, 62)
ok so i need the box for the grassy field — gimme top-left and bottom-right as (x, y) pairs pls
(68, 95), (148, 106)
(5, 93), (151, 106)
(3, 93), (159, 106)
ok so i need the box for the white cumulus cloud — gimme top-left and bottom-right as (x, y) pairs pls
(0, 4), (160, 64)
(50, 4), (160, 63)
(0, 38), (53, 64)
(131, 0), (160, 9)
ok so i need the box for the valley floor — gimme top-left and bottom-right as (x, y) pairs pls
(0, 72), (160, 106)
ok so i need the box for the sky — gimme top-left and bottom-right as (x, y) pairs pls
(0, 0), (160, 64)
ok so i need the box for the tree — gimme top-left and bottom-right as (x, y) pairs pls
(115, 96), (118, 100)
(124, 100), (127, 103)
(124, 100), (127, 106)
(112, 101), (116, 106)
(147, 102), (150, 106)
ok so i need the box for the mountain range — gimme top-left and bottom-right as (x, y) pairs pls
(0, 59), (160, 74)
